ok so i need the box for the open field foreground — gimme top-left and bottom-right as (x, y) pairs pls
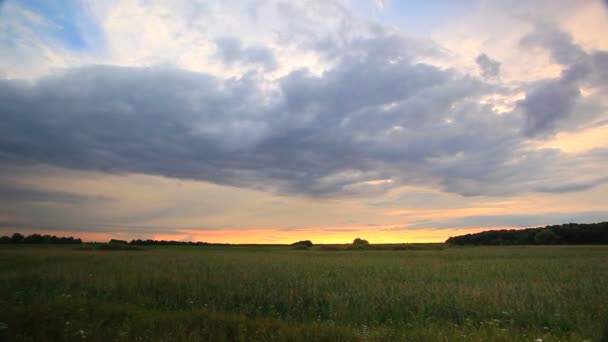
(1, 245), (607, 341)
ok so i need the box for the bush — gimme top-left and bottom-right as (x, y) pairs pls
(352, 238), (369, 246)
(291, 240), (313, 248)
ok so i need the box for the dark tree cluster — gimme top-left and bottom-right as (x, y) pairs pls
(291, 240), (313, 247)
(347, 237), (371, 250)
(352, 238), (369, 245)
(445, 222), (608, 245)
(0, 233), (82, 244)
(128, 239), (228, 246)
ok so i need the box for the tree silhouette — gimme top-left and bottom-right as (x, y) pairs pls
(11, 233), (24, 243)
(352, 238), (369, 245)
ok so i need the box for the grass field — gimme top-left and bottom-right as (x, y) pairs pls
(0, 245), (607, 341)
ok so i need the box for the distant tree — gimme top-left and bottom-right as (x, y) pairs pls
(11, 233), (24, 243)
(109, 239), (128, 244)
(291, 240), (313, 248)
(534, 229), (559, 245)
(352, 238), (369, 245)
(0, 235), (10, 244)
(24, 234), (45, 244)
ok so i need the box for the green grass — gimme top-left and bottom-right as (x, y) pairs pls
(0, 245), (607, 341)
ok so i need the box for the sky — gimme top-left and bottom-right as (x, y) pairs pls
(0, 0), (607, 243)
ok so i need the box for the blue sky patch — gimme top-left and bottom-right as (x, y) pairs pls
(18, 0), (103, 51)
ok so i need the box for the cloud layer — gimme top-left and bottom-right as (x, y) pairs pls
(0, 0), (607, 239)
(0, 3), (607, 199)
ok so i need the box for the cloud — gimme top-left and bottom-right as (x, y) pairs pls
(0, 58), (604, 199)
(519, 77), (581, 137)
(214, 36), (278, 71)
(475, 53), (500, 79)
(520, 23), (586, 65)
(0, 0), (606, 202)
(0, 183), (108, 205)
(517, 25), (608, 138)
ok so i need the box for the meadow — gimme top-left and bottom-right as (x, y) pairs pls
(0, 244), (607, 341)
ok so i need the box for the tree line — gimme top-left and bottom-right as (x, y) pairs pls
(445, 222), (608, 245)
(125, 239), (228, 246)
(0, 233), (82, 244)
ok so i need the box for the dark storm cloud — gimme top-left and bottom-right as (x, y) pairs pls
(215, 36), (278, 71)
(475, 53), (500, 79)
(0, 24), (606, 198)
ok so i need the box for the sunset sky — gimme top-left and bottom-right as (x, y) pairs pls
(1, 0), (607, 243)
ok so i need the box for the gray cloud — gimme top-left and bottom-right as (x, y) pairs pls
(0, 23), (606, 199)
(215, 36), (278, 71)
(520, 24), (586, 65)
(475, 53), (500, 79)
(517, 26), (608, 138)
(519, 77), (581, 137)
(0, 184), (109, 204)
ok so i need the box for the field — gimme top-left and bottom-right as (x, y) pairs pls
(1, 245), (607, 341)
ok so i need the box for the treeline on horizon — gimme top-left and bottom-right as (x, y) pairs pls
(115, 239), (232, 246)
(0, 233), (82, 244)
(2, 221), (607, 246)
(446, 222), (608, 245)
(115, 239), (292, 247)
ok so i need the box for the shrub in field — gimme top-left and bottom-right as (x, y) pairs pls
(291, 240), (313, 248)
(348, 238), (370, 250)
(353, 238), (369, 245)
(352, 238), (369, 246)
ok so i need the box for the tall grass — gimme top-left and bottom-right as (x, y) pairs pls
(0, 245), (606, 341)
